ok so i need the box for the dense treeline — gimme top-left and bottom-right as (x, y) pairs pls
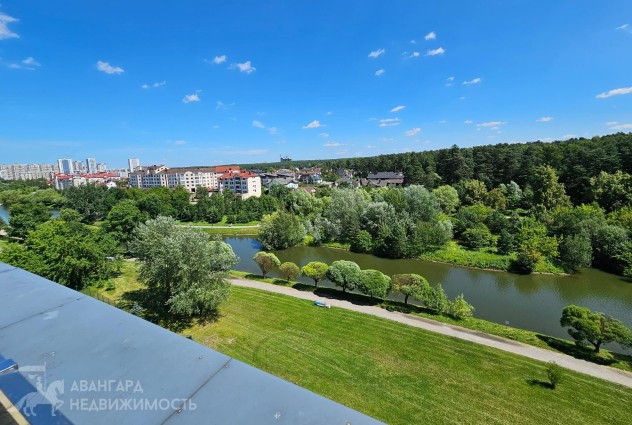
(242, 133), (632, 204)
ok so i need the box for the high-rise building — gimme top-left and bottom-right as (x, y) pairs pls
(97, 163), (107, 172)
(128, 158), (140, 172)
(86, 157), (97, 174)
(57, 158), (74, 174)
(73, 160), (86, 173)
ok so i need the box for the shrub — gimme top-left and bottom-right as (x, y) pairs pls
(461, 224), (494, 249)
(279, 261), (300, 281)
(546, 361), (564, 389)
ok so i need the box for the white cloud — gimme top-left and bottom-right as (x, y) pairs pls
(477, 121), (506, 128)
(325, 111), (333, 116)
(323, 142), (343, 147)
(379, 118), (401, 127)
(375, 69), (385, 76)
(302, 120), (322, 129)
(182, 93), (200, 103)
(174, 140), (187, 145)
(410, 40), (417, 44)
(596, 86), (632, 99)
(616, 24), (629, 30)
(562, 134), (576, 140)
(22, 57), (40, 67)
(408, 51), (421, 59)
(142, 81), (165, 89)
(390, 105), (406, 113)
(318, 132), (330, 138)
(607, 121), (632, 130)
(464, 120), (473, 124)
(232, 61), (256, 74)
(96, 61), (124, 75)
(426, 47), (446, 56)
(424, 31), (436, 41)
(213, 55), (227, 64)
(252, 120), (265, 128)
(439, 120), (448, 124)
(405, 128), (421, 136)
(537, 116), (554, 122)
(268, 127), (278, 135)
(0, 12), (19, 40)
(463, 77), (482, 85)
(368, 48), (385, 58)
(447, 76), (454, 82)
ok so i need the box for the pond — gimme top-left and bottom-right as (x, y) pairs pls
(0, 204), (59, 222)
(226, 236), (632, 349)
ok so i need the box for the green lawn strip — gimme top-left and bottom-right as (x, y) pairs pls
(176, 216), (260, 227)
(420, 241), (565, 274)
(201, 227), (260, 236)
(186, 286), (632, 425)
(229, 270), (632, 373)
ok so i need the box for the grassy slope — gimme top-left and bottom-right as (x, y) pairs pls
(188, 286), (632, 425)
(89, 264), (632, 424)
(229, 270), (632, 372)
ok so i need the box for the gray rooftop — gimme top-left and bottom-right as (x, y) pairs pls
(0, 263), (383, 425)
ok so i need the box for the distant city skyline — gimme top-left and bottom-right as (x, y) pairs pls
(1, 1), (632, 167)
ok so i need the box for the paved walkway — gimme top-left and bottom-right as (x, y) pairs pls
(230, 277), (632, 389)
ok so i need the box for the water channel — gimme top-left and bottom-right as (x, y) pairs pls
(226, 236), (632, 348)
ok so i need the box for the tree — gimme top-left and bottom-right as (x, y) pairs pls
(513, 218), (559, 273)
(195, 185), (209, 199)
(129, 216), (237, 317)
(591, 224), (629, 273)
(279, 262), (300, 281)
(350, 230), (373, 253)
(433, 185), (460, 214)
(426, 284), (450, 314)
(391, 274), (430, 305)
(531, 165), (571, 210)
(253, 251), (281, 278)
(558, 233), (592, 272)
(0, 218), (119, 290)
(327, 260), (361, 293)
(560, 305), (632, 353)
(458, 180), (488, 206)
(324, 188), (368, 242)
(301, 262), (329, 287)
(461, 224), (494, 249)
(449, 294), (475, 319)
(8, 202), (52, 238)
(258, 211), (306, 250)
(358, 269), (390, 301)
(546, 362), (564, 389)
(590, 171), (632, 212)
(403, 185), (441, 222)
(102, 200), (147, 244)
(484, 188), (507, 210)
(63, 183), (111, 223)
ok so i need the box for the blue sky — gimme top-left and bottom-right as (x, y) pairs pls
(1, 1), (632, 168)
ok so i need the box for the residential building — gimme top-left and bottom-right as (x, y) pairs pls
(0, 163), (56, 180)
(264, 177), (299, 190)
(219, 171), (261, 199)
(53, 172), (119, 190)
(86, 157), (97, 174)
(73, 160), (86, 174)
(128, 158), (140, 172)
(97, 163), (107, 172)
(57, 158), (74, 174)
(128, 165), (241, 193)
(365, 172), (405, 187)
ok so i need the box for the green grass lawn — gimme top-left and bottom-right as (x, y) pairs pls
(201, 226), (260, 236)
(87, 264), (632, 424)
(186, 286), (631, 425)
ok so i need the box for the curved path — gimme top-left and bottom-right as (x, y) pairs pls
(230, 277), (632, 389)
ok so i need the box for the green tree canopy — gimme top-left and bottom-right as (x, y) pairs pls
(560, 305), (632, 353)
(301, 262), (329, 287)
(253, 251), (281, 278)
(279, 261), (300, 281)
(391, 273), (430, 305)
(258, 211), (306, 250)
(0, 218), (119, 289)
(8, 202), (52, 239)
(531, 165), (571, 210)
(433, 185), (460, 214)
(358, 269), (391, 301)
(326, 260), (361, 293)
(102, 200), (147, 244)
(129, 216), (237, 318)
